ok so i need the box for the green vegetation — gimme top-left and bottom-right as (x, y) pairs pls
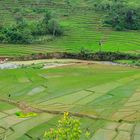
(102, 0), (140, 30)
(0, 10), (63, 44)
(0, 0), (140, 139)
(15, 111), (38, 118)
(44, 112), (82, 140)
(0, 17), (33, 44)
(0, 0), (140, 56)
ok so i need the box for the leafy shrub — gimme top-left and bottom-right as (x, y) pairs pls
(0, 17), (33, 44)
(30, 22), (48, 36)
(15, 111), (37, 118)
(31, 11), (63, 36)
(0, 32), (6, 42)
(94, 0), (113, 11)
(43, 10), (52, 25)
(48, 18), (63, 36)
(15, 111), (21, 116)
(105, 6), (140, 30)
(44, 112), (82, 140)
(0, 25), (33, 44)
(32, 8), (47, 13)
(94, 0), (140, 30)
(0, 10), (63, 44)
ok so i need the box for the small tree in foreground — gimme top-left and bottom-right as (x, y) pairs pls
(44, 112), (82, 140)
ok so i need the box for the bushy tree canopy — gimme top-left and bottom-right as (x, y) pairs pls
(48, 18), (63, 36)
(93, 0), (140, 31)
(0, 10), (63, 44)
(105, 0), (140, 30)
(44, 112), (82, 140)
(0, 18), (32, 44)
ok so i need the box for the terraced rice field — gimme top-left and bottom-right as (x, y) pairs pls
(0, 0), (140, 57)
(0, 60), (140, 140)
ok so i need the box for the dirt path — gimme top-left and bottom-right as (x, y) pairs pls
(0, 97), (98, 120)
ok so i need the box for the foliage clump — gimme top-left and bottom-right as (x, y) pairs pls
(94, 0), (140, 31)
(15, 111), (37, 118)
(0, 17), (32, 44)
(44, 112), (82, 140)
(105, 0), (140, 30)
(32, 10), (63, 37)
(0, 10), (63, 44)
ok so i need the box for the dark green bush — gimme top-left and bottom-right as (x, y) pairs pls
(30, 22), (48, 36)
(106, 6), (140, 30)
(31, 11), (63, 36)
(94, 0), (140, 31)
(0, 21), (33, 44)
(0, 10), (63, 44)
(0, 32), (6, 42)
(47, 19), (63, 36)
(43, 10), (52, 25)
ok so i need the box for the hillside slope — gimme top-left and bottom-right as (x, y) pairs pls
(0, 0), (140, 57)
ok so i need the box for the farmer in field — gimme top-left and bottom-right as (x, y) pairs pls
(99, 40), (103, 52)
(8, 94), (11, 98)
(0, 58), (8, 64)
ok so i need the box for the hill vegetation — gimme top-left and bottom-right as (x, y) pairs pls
(0, 1), (140, 139)
(93, 0), (140, 30)
(0, 10), (63, 44)
(0, 0), (140, 57)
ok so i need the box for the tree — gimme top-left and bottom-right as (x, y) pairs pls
(30, 21), (48, 36)
(48, 18), (63, 36)
(44, 112), (82, 140)
(0, 31), (6, 43)
(65, 0), (72, 14)
(0, 23), (33, 44)
(0, 10), (63, 44)
(34, 10), (63, 36)
(15, 16), (27, 29)
(43, 10), (52, 25)
(104, 0), (140, 30)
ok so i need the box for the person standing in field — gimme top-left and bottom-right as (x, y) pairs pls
(99, 40), (103, 52)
